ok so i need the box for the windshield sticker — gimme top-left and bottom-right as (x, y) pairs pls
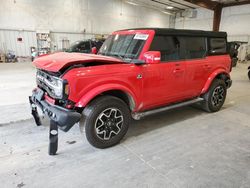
(134, 34), (149, 40)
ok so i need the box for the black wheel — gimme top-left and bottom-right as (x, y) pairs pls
(81, 96), (131, 149)
(201, 79), (227, 112)
(248, 70), (250, 80)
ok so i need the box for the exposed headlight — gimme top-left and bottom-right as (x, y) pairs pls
(49, 77), (64, 98)
(36, 71), (68, 99)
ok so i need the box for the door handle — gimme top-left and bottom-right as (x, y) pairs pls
(173, 68), (184, 74)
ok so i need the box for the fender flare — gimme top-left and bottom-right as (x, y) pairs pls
(75, 84), (138, 110)
(201, 69), (230, 94)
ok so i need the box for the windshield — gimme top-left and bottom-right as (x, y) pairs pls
(98, 34), (147, 61)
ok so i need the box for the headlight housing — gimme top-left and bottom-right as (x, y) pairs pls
(47, 76), (64, 98)
(36, 70), (68, 99)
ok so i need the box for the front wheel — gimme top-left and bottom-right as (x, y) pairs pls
(201, 79), (227, 112)
(81, 96), (131, 149)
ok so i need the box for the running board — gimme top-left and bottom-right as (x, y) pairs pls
(132, 98), (204, 120)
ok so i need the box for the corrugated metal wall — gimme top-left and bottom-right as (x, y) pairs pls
(50, 32), (94, 51)
(0, 29), (37, 56)
(0, 29), (96, 56)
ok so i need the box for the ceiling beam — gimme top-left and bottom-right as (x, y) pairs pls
(183, 0), (220, 10)
(223, 0), (250, 7)
(213, 4), (222, 31)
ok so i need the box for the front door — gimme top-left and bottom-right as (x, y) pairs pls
(141, 60), (186, 110)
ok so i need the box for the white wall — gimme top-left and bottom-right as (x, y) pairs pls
(221, 4), (250, 36)
(175, 4), (250, 43)
(175, 8), (213, 31)
(0, 0), (170, 56)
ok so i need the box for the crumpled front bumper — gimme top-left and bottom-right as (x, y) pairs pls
(29, 88), (81, 132)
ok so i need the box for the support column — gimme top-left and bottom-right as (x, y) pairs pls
(213, 5), (222, 31)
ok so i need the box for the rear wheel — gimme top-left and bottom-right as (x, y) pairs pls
(201, 79), (227, 112)
(81, 96), (131, 148)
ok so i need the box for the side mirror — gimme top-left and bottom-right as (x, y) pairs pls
(143, 51), (161, 64)
(91, 47), (97, 54)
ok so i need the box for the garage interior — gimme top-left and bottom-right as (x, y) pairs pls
(1, 0), (250, 187)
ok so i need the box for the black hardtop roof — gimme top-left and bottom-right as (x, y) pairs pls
(119, 28), (227, 38)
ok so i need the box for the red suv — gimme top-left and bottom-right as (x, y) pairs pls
(30, 28), (232, 152)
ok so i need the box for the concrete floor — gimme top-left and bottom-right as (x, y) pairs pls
(0, 62), (250, 188)
(0, 62), (36, 124)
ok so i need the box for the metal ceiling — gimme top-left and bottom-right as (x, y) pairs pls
(211, 0), (250, 5)
(129, 0), (250, 13)
(126, 0), (250, 31)
(128, 0), (200, 13)
(183, 0), (250, 9)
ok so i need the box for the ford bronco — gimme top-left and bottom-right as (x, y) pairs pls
(29, 28), (232, 154)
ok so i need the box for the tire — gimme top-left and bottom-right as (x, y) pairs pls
(248, 70), (250, 80)
(81, 96), (131, 149)
(201, 79), (227, 113)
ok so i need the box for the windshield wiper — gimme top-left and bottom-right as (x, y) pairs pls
(111, 54), (124, 60)
(104, 53), (124, 60)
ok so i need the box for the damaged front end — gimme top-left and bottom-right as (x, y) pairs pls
(29, 69), (82, 155)
(29, 70), (81, 132)
(29, 88), (81, 132)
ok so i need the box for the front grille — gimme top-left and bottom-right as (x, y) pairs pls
(36, 70), (59, 99)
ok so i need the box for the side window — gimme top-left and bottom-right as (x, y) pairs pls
(178, 37), (206, 59)
(209, 38), (227, 54)
(149, 35), (206, 62)
(149, 36), (180, 61)
(78, 41), (91, 53)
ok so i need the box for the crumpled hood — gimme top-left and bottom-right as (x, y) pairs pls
(33, 52), (123, 72)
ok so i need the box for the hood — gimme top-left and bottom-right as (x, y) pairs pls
(33, 52), (123, 72)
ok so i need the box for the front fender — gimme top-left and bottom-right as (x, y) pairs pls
(75, 84), (138, 110)
(201, 69), (230, 94)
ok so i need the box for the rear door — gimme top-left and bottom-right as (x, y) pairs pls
(182, 36), (209, 97)
(185, 37), (228, 97)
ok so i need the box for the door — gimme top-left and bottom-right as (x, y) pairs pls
(141, 35), (187, 110)
(185, 37), (228, 97)
(182, 36), (209, 97)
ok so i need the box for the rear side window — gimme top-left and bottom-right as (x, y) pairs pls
(149, 35), (206, 62)
(209, 38), (227, 54)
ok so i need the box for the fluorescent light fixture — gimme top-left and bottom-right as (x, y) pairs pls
(166, 6), (174, 9)
(162, 11), (172, 15)
(126, 1), (138, 6)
